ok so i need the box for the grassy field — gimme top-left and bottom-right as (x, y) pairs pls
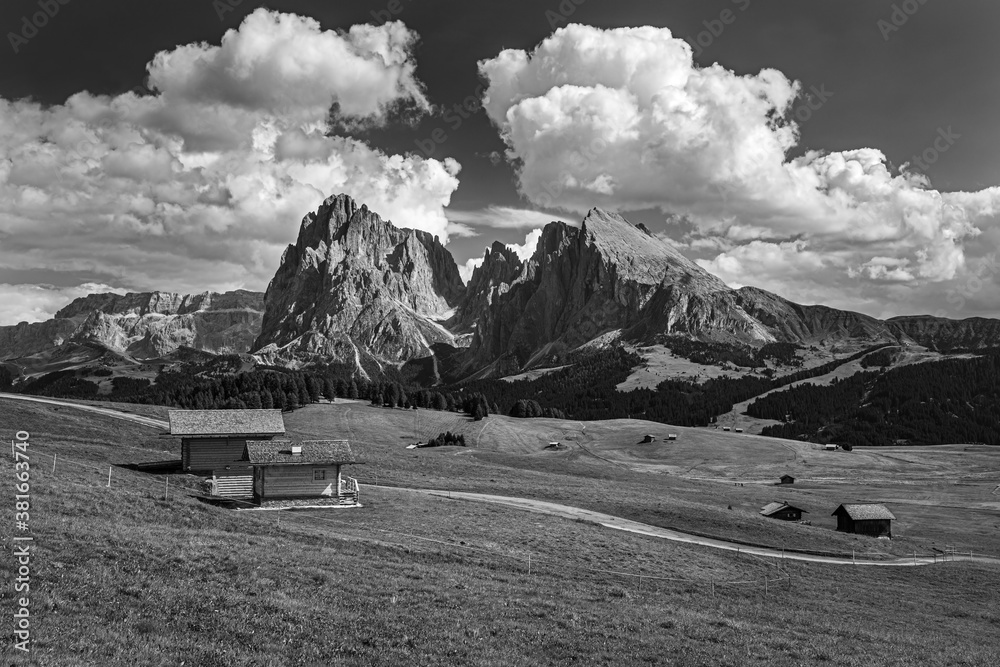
(3, 398), (1000, 665)
(284, 401), (1000, 558)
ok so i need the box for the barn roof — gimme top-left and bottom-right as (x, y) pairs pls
(833, 504), (895, 520)
(245, 440), (357, 465)
(760, 502), (808, 517)
(168, 409), (285, 436)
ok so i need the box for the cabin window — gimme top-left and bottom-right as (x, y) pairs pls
(314, 470), (326, 481)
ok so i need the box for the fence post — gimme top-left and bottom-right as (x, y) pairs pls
(164, 477), (169, 501)
(51, 454), (57, 474)
(528, 553), (531, 576)
(711, 580), (714, 598)
(637, 575), (641, 593)
(107, 467), (112, 487)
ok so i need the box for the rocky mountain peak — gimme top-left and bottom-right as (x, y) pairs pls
(252, 194), (465, 371)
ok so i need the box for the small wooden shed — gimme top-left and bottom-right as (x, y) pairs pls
(667, 433), (678, 441)
(832, 504), (895, 537)
(760, 502), (808, 522)
(247, 440), (360, 505)
(170, 409), (285, 472)
(642, 434), (656, 443)
(169, 409), (285, 498)
(779, 474), (796, 485)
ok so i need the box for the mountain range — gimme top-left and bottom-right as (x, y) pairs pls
(3, 193), (1000, 384)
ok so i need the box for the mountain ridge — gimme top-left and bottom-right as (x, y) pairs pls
(4, 193), (1000, 383)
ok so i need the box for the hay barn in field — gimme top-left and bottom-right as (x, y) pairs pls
(168, 409), (285, 498)
(832, 504), (895, 537)
(759, 502), (807, 521)
(247, 440), (360, 505)
(779, 474), (795, 485)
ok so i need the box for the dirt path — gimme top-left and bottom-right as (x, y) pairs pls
(0, 393), (169, 430)
(375, 486), (1000, 568)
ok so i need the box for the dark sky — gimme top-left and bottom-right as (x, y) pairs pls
(2, 0), (999, 321)
(4, 0), (997, 200)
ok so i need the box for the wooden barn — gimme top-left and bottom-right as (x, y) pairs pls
(169, 409), (285, 499)
(247, 440), (360, 505)
(760, 502), (808, 521)
(779, 474), (796, 485)
(833, 504), (895, 537)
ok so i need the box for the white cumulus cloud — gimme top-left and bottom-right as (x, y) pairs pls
(0, 10), (461, 326)
(479, 23), (1000, 318)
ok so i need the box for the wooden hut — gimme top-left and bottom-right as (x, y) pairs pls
(169, 409), (285, 498)
(759, 502), (807, 521)
(642, 434), (656, 443)
(779, 474), (795, 485)
(832, 504), (894, 537)
(246, 440), (360, 505)
(667, 433), (678, 441)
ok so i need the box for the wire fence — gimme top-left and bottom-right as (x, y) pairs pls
(9, 447), (998, 602)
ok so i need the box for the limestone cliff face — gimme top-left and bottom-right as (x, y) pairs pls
(251, 194), (465, 370)
(454, 241), (524, 333)
(0, 290), (264, 361)
(461, 209), (779, 373)
(0, 319), (79, 360)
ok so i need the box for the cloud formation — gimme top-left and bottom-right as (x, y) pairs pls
(0, 9), (460, 325)
(479, 24), (1000, 317)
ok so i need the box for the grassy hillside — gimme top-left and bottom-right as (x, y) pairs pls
(2, 398), (1000, 665)
(289, 401), (1000, 558)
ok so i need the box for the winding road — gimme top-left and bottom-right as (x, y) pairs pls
(4, 393), (996, 568)
(0, 392), (169, 430)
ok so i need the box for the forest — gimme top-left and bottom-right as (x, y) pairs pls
(9, 342), (998, 445)
(749, 349), (1000, 446)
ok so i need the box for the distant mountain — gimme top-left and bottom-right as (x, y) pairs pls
(0, 290), (264, 363)
(5, 193), (1000, 386)
(251, 194), (465, 373)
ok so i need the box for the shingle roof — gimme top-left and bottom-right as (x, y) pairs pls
(245, 440), (357, 465)
(168, 409), (285, 436)
(833, 504), (895, 520)
(760, 502), (807, 517)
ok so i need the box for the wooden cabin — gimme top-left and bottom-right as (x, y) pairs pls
(169, 409), (285, 499)
(824, 443), (839, 451)
(832, 504), (894, 537)
(779, 474), (795, 485)
(760, 502), (807, 522)
(247, 440), (360, 505)
(667, 434), (678, 441)
(642, 434), (656, 443)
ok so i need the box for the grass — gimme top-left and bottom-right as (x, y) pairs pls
(2, 398), (1000, 665)
(286, 402), (1000, 558)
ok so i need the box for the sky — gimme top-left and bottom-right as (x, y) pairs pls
(1, 0), (999, 325)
